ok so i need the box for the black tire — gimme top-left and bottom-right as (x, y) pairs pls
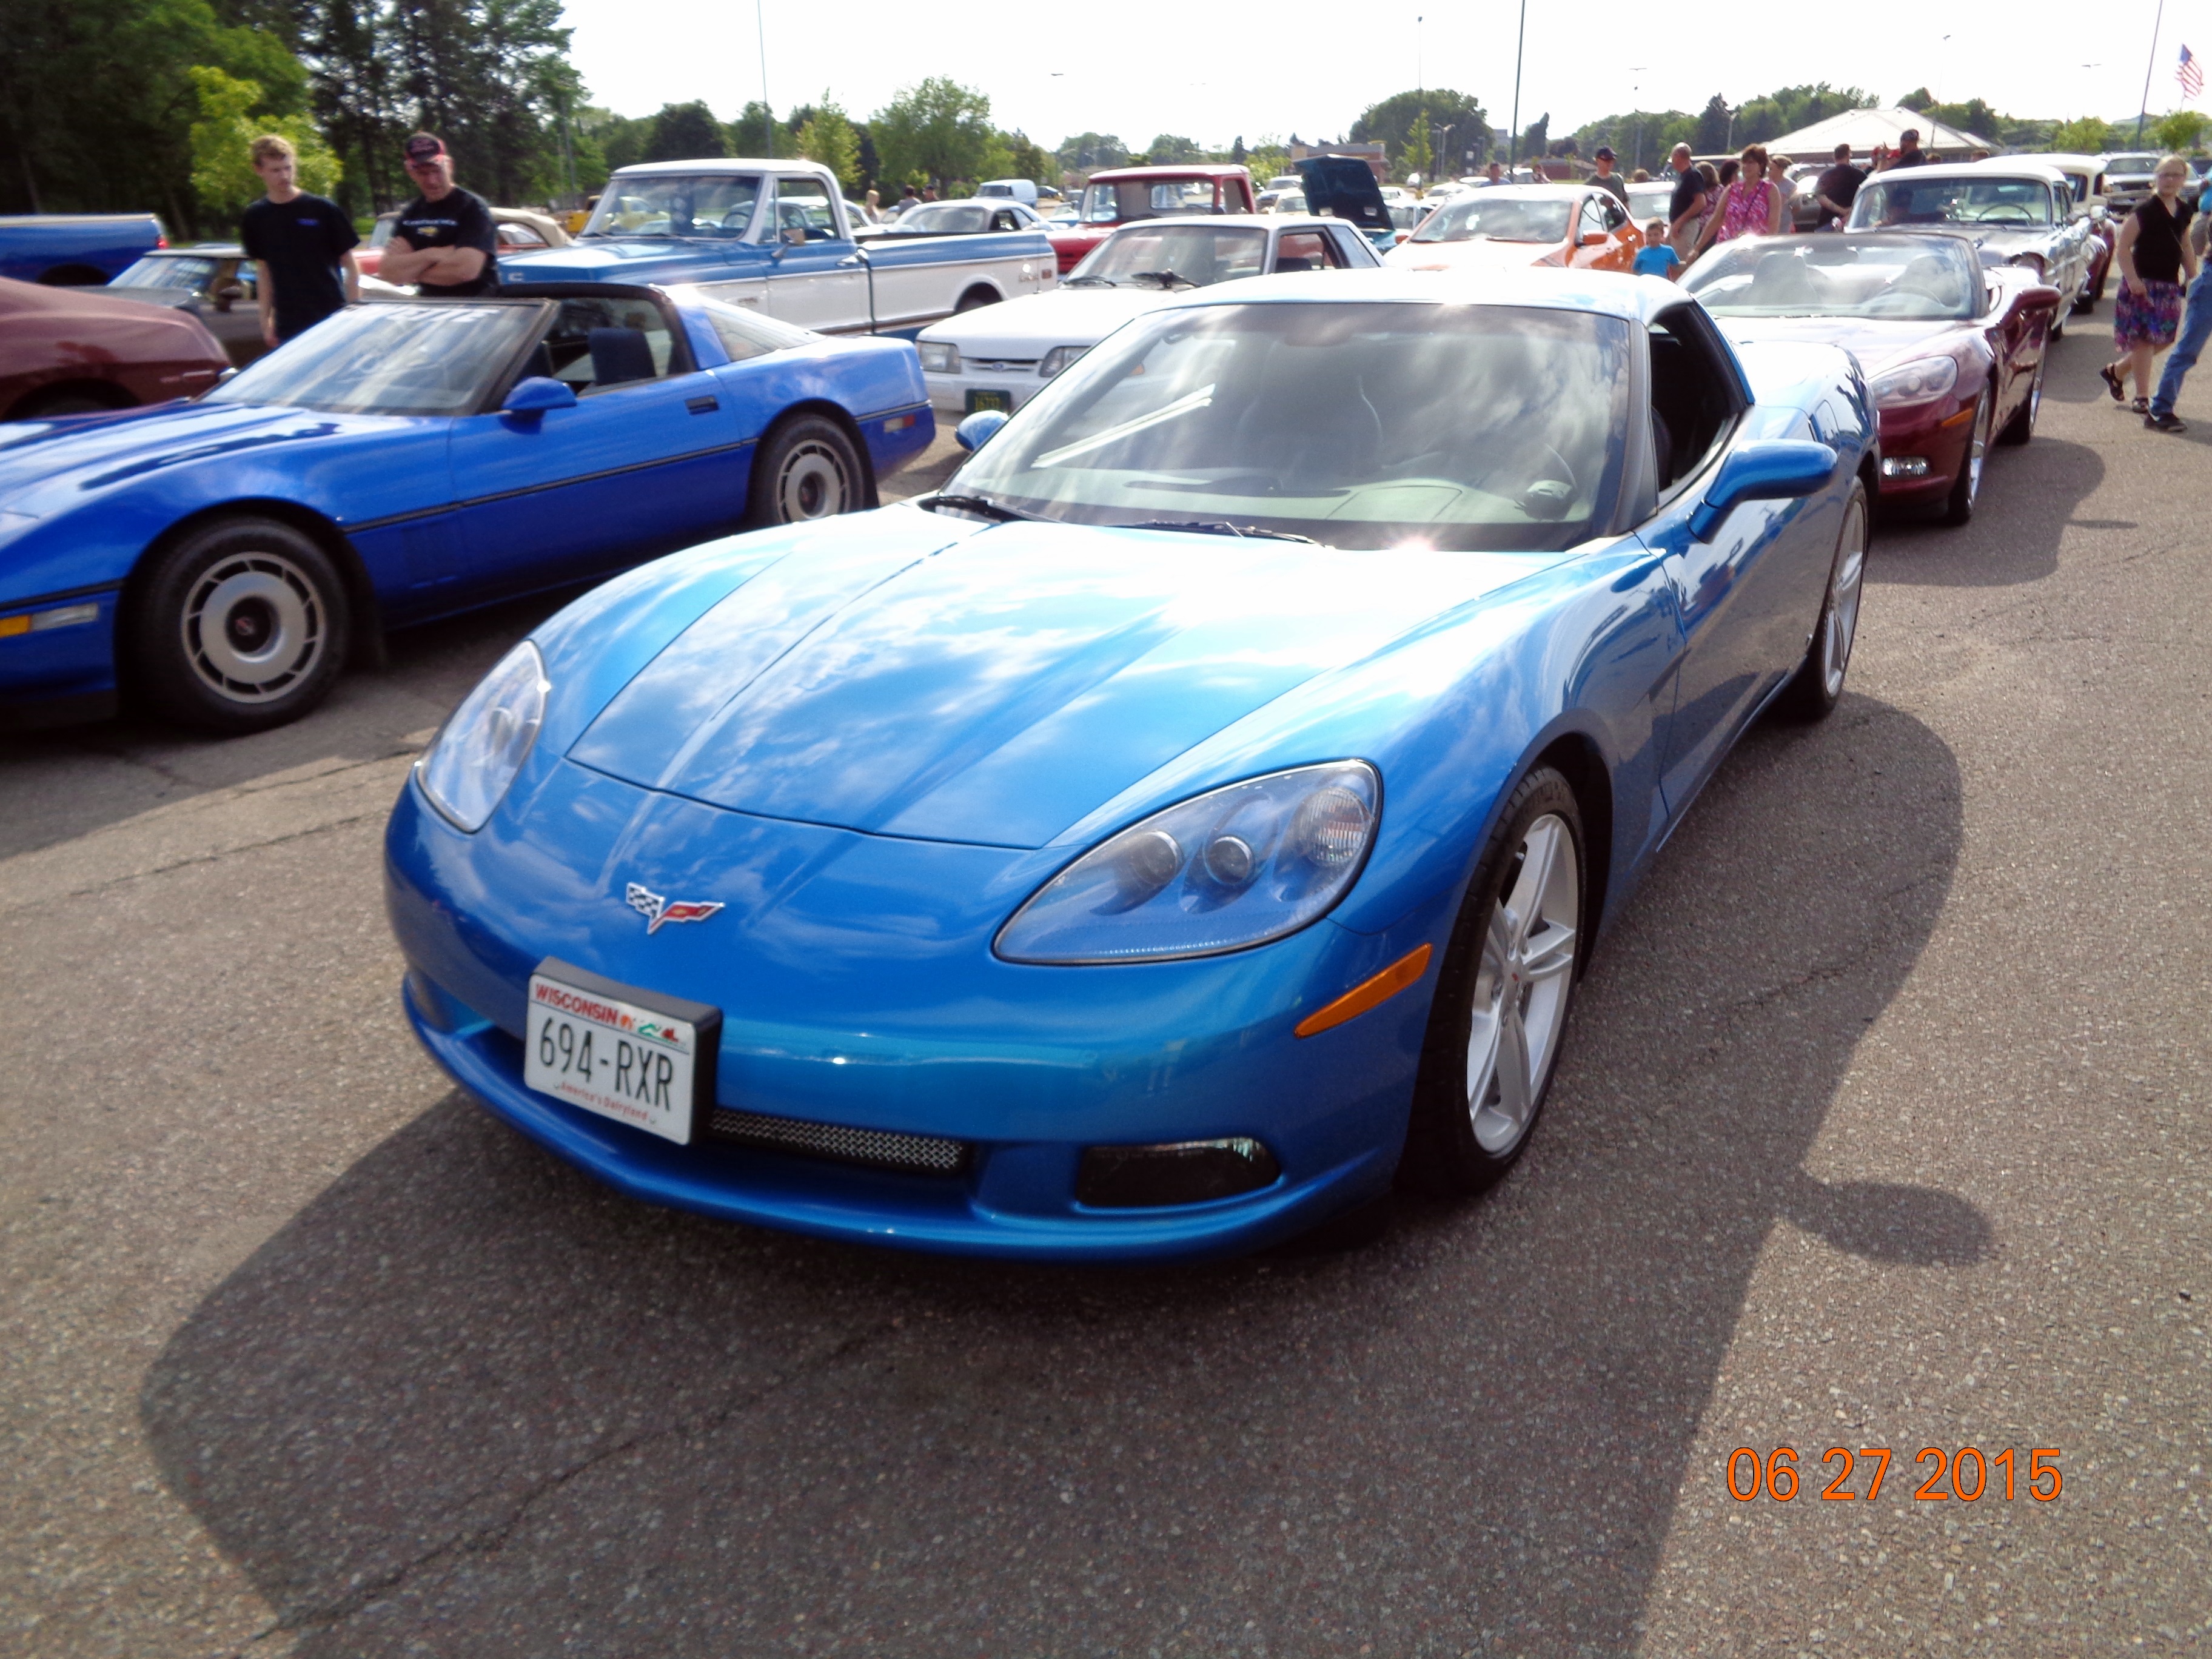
(1780, 480), (1868, 722)
(745, 414), (868, 529)
(1942, 389), (1992, 526)
(954, 286), (999, 312)
(1997, 354), (2043, 446)
(130, 517), (350, 734)
(13, 386), (125, 420)
(1396, 766), (1585, 1198)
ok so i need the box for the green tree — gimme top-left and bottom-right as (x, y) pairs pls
(1350, 88), (1488, 172)
(2153, 109), (2208, 153)
(996, 130), (1053, 184)
(873, 77), (994, 189)
(188, 65), (341, 215)
(731, 102), (789, 158)
(1145, 133), (1204, 164)
(645, 100), (726, 162)
(1401, 118), (1432, 182)
(1693, 95), (1732, 155)
(1517, 113), (1549, 162)
(1054, 132), (1126, 175)
(2052, 115), (2120, 154)
(796, 98), (861, 190)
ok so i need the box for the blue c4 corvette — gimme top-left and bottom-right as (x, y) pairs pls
(386, 270), (1875, 1261)
(0, 283), (930, 731)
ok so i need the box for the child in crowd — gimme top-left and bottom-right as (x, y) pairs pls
(1633, 219), (1681, 280)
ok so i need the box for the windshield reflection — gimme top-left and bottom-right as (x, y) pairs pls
(1682, 235), (1983, 320)
(1066, 227), (1268, 289)
(204, 304), (541, 417)
(1412, 196), (1573, 244)
(582, 175), (764, 240)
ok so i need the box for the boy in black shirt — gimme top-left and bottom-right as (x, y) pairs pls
(241, 135), (360, 347)
(382, 133), (499, 298)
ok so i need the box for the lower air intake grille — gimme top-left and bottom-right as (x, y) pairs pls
(707, 1108), (968, 1175)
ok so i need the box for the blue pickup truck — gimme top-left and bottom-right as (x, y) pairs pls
(501, 159), (1055, 335)
(0, 214), (169, 285)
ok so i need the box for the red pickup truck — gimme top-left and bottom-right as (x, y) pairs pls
(1047, 164), (1259, 273)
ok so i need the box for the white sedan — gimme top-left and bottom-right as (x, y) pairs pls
(915, 214), (1382, 417)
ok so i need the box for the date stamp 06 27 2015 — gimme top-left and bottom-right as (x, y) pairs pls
(1728, 1447), (2062, 1503)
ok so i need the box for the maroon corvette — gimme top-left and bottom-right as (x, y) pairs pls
(0, 275), (229, 421)
(1682, 232), (2060, 526)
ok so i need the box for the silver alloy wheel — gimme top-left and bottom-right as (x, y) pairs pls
(1962, 392), (1991, 509)
(774, 438), (852, 521)
(181, 552), (325, 703)
(1466, 813), (1580, 1153)
(2026, 358), (2045, 427)
(1820, 491), (1868, 698)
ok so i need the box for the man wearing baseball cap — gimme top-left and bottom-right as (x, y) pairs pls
(380, 133), (499, 298)
(1587, 145), (1630, 208)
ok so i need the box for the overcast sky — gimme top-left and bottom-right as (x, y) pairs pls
(561, 0), (2206, 149)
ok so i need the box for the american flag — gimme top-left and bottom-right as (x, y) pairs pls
(2181, 44), (2205, 101)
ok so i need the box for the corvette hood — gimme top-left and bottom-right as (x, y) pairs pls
(922, 287), (1171, 355)
(1714, 315), (1968, 375)
(569, 518), (1559, 848)
(0, 400), (385, 517)
(1381, 238), (1550, 273)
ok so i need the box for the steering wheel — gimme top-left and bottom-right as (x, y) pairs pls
(1971, 205), (2037, 225)
(720, 210), (752, 230)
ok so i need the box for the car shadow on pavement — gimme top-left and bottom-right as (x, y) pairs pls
(141, 694), (1969, 1657)
(1872, 437), (2103, 588)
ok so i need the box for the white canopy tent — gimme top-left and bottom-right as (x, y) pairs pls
(1760, 107), (1994, 164)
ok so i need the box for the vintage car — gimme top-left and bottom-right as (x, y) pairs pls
(385, 268), (1875, 1262)
(356, 206), (572, 278)
(0, 212), (168, 286)
(101, 244), (270, 366)
(1682, 232), (2057, 525)
(855, 198), (1049, 243)
(1047, 164), (1259, 273)
(503, 161), (1054, 337)
(914, 213), (1382, 415)
(1848, 163), (2094, 327)
(1382, 184), (1640, 273)
(1985, 153), (2115, 309)
(0, 275), (227, 421)
(2100, 152), (2165, 213)
(0, 283), (930, 732)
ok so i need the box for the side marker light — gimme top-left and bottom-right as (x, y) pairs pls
(1294, 943), (1433, 1039)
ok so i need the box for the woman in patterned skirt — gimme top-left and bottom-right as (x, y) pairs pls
(2103, 156), (2200, 412)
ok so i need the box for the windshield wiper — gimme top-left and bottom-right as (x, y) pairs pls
(1062, 273), (1115, 286)
(1130, 269), (1197, 290)
(920, 492), (1040, 523)
(1127, 520), (1316, 544)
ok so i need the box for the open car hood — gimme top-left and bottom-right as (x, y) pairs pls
(1293, 157), (1392, 232)
(568, 517), (1560, 849)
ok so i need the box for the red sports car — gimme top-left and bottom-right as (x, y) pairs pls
(1047, 165), (1258, 274)
(1682, 232), (2060, 525)
(0, 275), (228, 421)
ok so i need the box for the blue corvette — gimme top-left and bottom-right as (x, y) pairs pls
(0, 283), (930, 731)
(386, 270), (1875, 1262)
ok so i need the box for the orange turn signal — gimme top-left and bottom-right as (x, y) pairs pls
(1293, 944), (1433, 1039)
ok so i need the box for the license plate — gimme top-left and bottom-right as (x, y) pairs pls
(523, 959), (720, 1145)
(965, 387), (1013, 414)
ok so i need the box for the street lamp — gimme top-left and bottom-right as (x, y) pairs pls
(1627, 65), (1647, 173)
(1507, 0), (1527, 173)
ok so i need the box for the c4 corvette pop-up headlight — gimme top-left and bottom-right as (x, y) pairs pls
(415, 640), (548, 831)
(996, 762), (1380, 964)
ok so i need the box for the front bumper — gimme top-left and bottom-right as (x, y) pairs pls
(0, 587), (119, 722)
(922, 367), (1045, 418)
(1872, 396), (1979, 502)
(386, 766), (1440, 1261)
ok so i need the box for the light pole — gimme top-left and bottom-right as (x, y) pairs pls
(2136, 0), (2167, 144)
(756, 0), (773, 156)
(1436, 122), (1457, 187)
(1627, 66), (1647, 173)
(1507, 0), (1527, 173)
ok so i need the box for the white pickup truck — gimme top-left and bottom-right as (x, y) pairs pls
(501, 159), (1056, 335)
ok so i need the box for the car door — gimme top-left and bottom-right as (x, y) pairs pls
(762, 178), (869, 332)
(1569, 195), (1617, 270)
(444, 293), (749, 600)
(1637, 305), (1826, 813)
(1269, 227), (1346, 274)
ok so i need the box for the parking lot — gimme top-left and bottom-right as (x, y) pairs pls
(4, 333), (2208, 1657)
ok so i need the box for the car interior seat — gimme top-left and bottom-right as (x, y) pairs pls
(588, 327), (656, 387)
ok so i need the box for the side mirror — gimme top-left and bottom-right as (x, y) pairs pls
(1581, 231), (1610, 247)
(502, 375), (577, 418)
(954, 409), (1009, 451)
(213, 283), (246, 312)
(1689, 440), (1836, 540)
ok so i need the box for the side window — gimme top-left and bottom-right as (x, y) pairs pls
(768, 182), (840, 243)
(1646, 304), (1744, 501)
(542, 297), (680, 394)
(1578, 198), (1608, 240)
(1273, 230), (1341, 271)
(1601, 196), (1629, 232)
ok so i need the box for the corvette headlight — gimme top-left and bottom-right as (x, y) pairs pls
(415, 641), (547, 831)
(996, 762), (1380, 964)
(1869, 356), (1959, 407)
(1039, 344), (1089, 378)
(919, 341), (960, 374)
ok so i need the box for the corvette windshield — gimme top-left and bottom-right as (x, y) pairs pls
(1409, 196), (1573, 244)
(1682, 235), (1983, 320)
(945, 301), (1629, 553)
(1851, 177), (2054, 229)
(203, 303), (541, 417)
(1068, 226), (1267, 287)
(582, 174), (763, 239)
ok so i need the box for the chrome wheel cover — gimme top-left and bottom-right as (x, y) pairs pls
(1820, 492), (1868, 699)
(182, 552), (324, 703)
(1963, 394), (1990, 509)
(1467, 813), (1580, 1153)
(774, 439), (851, 521)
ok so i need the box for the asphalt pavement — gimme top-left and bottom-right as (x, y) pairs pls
(2, 333), (2208, 1658)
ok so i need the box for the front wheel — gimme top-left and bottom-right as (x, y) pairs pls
(1397, 767), (1584, 1196)
(1781, 480), (1868, 721)
(130, 517), (350, 733)
(1997, 354), (2044, 446)
(745, 415), (868, 528)
(1942, 389), (1992, 526)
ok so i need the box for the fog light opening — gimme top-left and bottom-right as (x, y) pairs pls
(1076, 1137), (1281, 1208)
(1880, 456), (1931, 479)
